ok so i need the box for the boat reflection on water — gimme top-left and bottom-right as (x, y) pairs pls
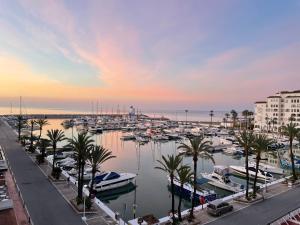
(96, 182), (137, 203)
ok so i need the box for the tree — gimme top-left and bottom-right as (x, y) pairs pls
(252, 134), (274, 197)
(225, 113), (230, 128)
(230, 110), (238, 128)
(176, 165), (193, 221)
(242, 110), (249, 129)
(236, 130), (255, 199)
(69, 133), (94, 202)
(88, 145), (115, 197)
(177, 137), (214, 219)
(47, 129), (66, 174)
(155, 155), (183, 225)
(223, 118), (226, 128)
(37, 138), (51, 162)
(36, 119), (49, 142)
(209, 110), (214, 127)
(281, 123), (299, 180)
(28, 119), (37, 152)
(265, 116), (270, 132)
(17, 115), (26, 141)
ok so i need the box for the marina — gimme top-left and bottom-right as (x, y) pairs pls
(2, 114), (295, 222)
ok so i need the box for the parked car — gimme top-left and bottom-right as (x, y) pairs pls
(207, 199), (233, 216)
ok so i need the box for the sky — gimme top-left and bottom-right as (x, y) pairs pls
(0, 0), (300, 112)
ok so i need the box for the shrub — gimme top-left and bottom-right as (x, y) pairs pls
(36, 154), (44, 164)
(51, 167), (62, 180)
(84, 197), (92, 210)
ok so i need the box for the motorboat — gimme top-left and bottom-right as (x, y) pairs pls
(90, 172), (137, 192)
(230, 165), (273, 182)
(152, 134), (169, 141)
(135, 136), (149, 143)
(55, 157), (76, 168)
(120, 133), (135, 141)
(249, 162), (284, 175)
(223, 146), (243, 156)
(168, 176), (217, 203)
(88, 126), (103, 133)
(201, 166), (244, 192)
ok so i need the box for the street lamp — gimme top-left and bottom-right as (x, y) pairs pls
(82, 197), (86, 221)
(185, 110), (188, 126)
(209, 110), (214, 127)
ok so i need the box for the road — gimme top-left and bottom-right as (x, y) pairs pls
(0, 119), (85, 225)
(206, 183), (300, 225)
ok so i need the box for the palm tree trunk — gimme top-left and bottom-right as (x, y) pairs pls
(89, 167), (96, 198)
(253, 157), (260, 197)
(245, 147), (249, 199)
(77, 160), (82, 200)
(290, 139), (297, 180)
(52, 146), (56, 172)
(178, 184), (183, 221)
(78, 162), (85, 200)
(190, 157), (197, 219)
(39, 128), (42, 142)
(170, 174), (175, 225)
(30, 124), (34, 151)
(18, 123), (21, 141)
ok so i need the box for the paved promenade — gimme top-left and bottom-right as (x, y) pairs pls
(205, 185), (300, 225)
(0, 120), (85, 225)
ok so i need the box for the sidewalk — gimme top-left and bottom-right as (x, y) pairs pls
(27, 151), (117, 225)
(179, 182), (298, 225)
(0, 119), (86, 225)
(5, 169), (30, 225)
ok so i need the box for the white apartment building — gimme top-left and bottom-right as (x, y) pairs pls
(254, 90), (300, 131)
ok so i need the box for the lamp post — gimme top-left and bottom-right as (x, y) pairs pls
(185, 110), (188, 126)
(82, 197), (86, 221)
(209, 110), (214, 127)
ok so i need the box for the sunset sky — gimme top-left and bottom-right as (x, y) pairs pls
(0, 0), (300, 111)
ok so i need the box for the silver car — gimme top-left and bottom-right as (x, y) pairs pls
(207, 199), (233, 216)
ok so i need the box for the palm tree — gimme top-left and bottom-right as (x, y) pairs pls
(28, 119), (37, 152)
(236, 130), (255, 199)
(281, 123), (299, 180)
(17, 115), (26, 141)
(176, 165), (193, 221)
(178, 137), (214, 219)
(225, 113), (230, 128)
(37, 138), (51, 160)
(230, 110), (238, 128)
(69, 133), (94, 202)
(223, 118), (226, 128)
(265, 116), (270, 132)
(47, 129), (65, 173)
(209, 110), (214, 127)
(242, 110), (249, 129)
(36, 118), (49, 142)
(155, 155), (183, 225)
(252, 134), (274, 197)
(88, 145), (115, 197)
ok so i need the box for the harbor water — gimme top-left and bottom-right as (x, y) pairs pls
(38, 119), (247, 221)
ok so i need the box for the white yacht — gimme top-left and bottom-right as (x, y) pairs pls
(90, 172), (137, 192)
(135, 135), (148, 143)
(88, 126), (103, 133)
(249, 162), (284, 175)
(230, 165), (273, 182)
(152, 134), (169, 141)
(201, 166), (244, 192)
(120, 133), (135, 141)
(223, 146), (243, 156)
(168, 176), (217, 202)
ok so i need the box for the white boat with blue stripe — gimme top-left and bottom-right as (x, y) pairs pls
(90, 172), (137, 192)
